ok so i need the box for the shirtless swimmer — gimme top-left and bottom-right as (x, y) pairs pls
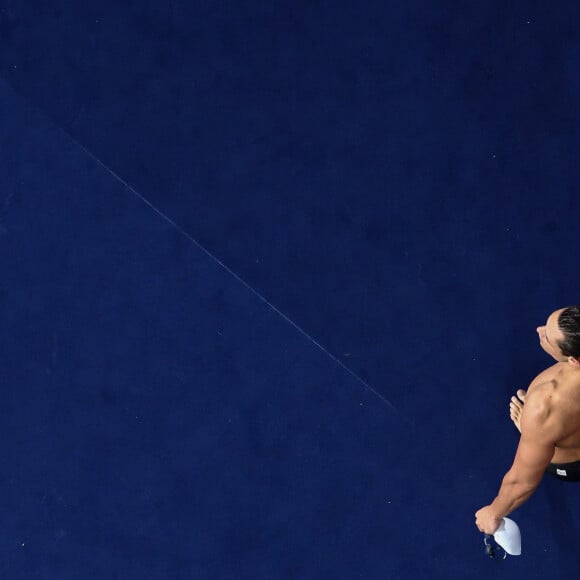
(475, 306), (580, 535)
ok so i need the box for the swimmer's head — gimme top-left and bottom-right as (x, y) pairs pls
(536, 306), (580, 367)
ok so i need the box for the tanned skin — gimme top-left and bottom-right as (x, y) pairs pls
(475, 308), (580, 534)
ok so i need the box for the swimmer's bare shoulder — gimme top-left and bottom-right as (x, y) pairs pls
(520, 382), (558, 434)
(531, 366), (580, 460)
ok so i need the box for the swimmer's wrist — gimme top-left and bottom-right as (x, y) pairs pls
(486, 501), (506, 522)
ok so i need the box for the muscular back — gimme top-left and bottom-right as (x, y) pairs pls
(527, 362), (580, 463)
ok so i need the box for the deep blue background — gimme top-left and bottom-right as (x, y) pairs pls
(1, 1), (580, 578)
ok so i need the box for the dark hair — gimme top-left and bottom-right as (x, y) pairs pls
(557, 306), (580, 358)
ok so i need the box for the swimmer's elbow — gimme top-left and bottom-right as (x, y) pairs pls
(503, 468), (542, 491)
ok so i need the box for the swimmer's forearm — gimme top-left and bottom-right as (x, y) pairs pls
(489, 472), (538, 518)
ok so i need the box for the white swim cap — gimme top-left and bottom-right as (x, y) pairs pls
(493, 517), (522, 556)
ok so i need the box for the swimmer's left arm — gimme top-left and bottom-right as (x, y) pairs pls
(476, 396), (555, 533)
(491, 429), (555, 520)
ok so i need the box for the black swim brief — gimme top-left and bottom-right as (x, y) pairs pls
(547, 460), (580, 482)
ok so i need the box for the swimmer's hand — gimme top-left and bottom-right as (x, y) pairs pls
(475, 506), (502, 535)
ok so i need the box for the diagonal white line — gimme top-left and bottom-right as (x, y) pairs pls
(1, 75), (405, 422)
(71, 137), (405, 420)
